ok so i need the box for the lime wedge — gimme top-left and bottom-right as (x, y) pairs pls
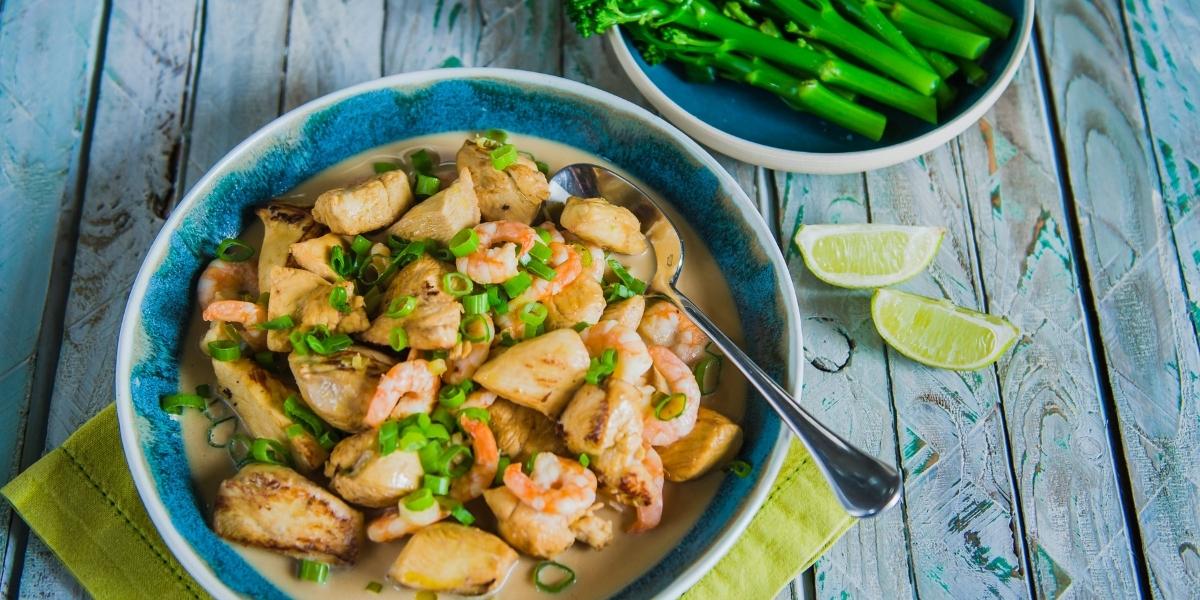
(795, 224), (945, 288)
(871, 289), (1019, 370)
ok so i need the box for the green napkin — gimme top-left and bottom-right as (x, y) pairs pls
(3, 404), (853, 599)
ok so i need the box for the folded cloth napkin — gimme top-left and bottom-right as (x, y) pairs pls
(3, 404), (853, 599)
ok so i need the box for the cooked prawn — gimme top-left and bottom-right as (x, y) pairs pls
(537, 221), (566, 243)
(579, 320), (652, 384)
(503, 454), (597, 521)
(456, 221), (538, 284)
(643, 345), (702, 446)
(201, 300), (267, 351)
(581, 244), (605, 282)
(522, 242), (583, 300)
(462, 389), (498, 409)
(444, 318), (492, 384)
(629, 444), (664, 533)
(363, 360), (440, 426)
(638, 301), (709, 366)
(197, 259), (257, 310)
(450, 414), (500, 502)
(367, 504), (448, 542)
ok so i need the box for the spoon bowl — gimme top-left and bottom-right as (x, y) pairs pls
(549, 163), (902, 518)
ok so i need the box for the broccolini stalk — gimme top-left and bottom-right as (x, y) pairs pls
(918, 47), (960, 78)
(933, 0), (1012, 38)
(889, 3), (990, 59)
(890, 0), (985, 35)
(567, 0), (938, 122)
(768, 0), (942, 96)
(628, 24), (887, 140)
(952, 55), (988, 86)
(831, 0), (955, 106)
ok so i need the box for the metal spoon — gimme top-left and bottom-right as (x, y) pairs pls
(547, 163), (901, 518)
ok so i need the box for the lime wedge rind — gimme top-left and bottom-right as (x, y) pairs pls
(795, 224), (946, 289)
(871, 288), (1019, 371)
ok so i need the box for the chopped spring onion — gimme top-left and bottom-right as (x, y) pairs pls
(195, 383), (212, 398)
(328, 286), (351, 314)
(485, 285), (510, 313)
(398, 428), (427, 452)
(694, 354), (722, 395)
(437, 444), (474, 478)
(288, 329), (310, 355)
(520, 302), (548, 327)
(404, 488), (435, 511)
(415, 174), (441, 196)
(378, 421), (400, 455)
(498, 331), (519, 347)
(449, 228), (480, 257)
(373, 162), (399, 174)
(430, 406), (455, 430)
(494, 455), (511, 486)
(535, 160), (550, 175)
(584, 348), (618, 385)
(461, 313), (494, 343)
(607, 258), (647, 294)
(207, 340), (242, 362)
(726, 460), (753, 478)
(489, 143), (518, 170)
(389, 327), (409, 352)
(442, 272), (474, 297)
(160, 393), (206, 415)
(250, 438), (289, 466)
(388, 237), (427, 261)
(285, 423), (305, 438)
(525, 257), (557, 280)
(329, 245), (352, 278)
(365, 581), (384, 593)
(438, 383), (467, 409)
(578, 453), (590, 468)
(384, 295), (418, 318)
(654, 393), (687, 421)
(423, 474), (451, 495)
(283, 395), (329, 438)
(305, 327), (352, 355)
(502, 272), (532, 298)
(410, 149), (435, 174)
(533, 560), (576, 593)
(572, 321), (590, 332)
(215, 238), (255, 262)
(573, 243), (593, 267)
(459, 407), (490, 423)
(255, 314), (294, 330)
(529, 241), (552, 262)
(462, 292), (489, 315)
(418, 440), (446, 472)
(226, 434), (253, 468)
(350, 235), (372, 256)
(431, 244), (455, 262)
(604, 282), (634, 302)
(423, 423), (450, 441)
(297, 559), (329, 584)
(450, 502), (475, 525)
(207, 416), (238, 448)
(535, 227), (552, 244)
(484, 128), (508, 143)
(254, 351), (276, 369)
(430, 349), (449, 360)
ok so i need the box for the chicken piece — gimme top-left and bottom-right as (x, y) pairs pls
(289, 233), (346, 282)
(483, 487), (576, 559)
(488, 398), (568, 460)
(384, 255), (455, 304)
(325, 428), (424, 507)
(256, 202), (323, 293)
(559, 381), (642, 456)
(545, 275), (605, 331)
(313, 170), (413, 235)
(288, 346), (395, 432)
(360, 301), (461, 350)
(388, 523), (518, 596)
(387, 168), (480, 243)
(456, 139), (549, 224)
(569, 504), (613, 550)
(211, 358), (327, 473)
(600, 295), (646, 331)
(473, 329), (590, 418)
(299, 280), (370, 334)
(214, 464), (363, 565)
(265, 267), (325, 351)
(658, 407), (744, 482)
(560, 196), (647, 255)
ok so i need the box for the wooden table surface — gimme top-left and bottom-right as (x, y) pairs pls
(1, 0), (1195, 598)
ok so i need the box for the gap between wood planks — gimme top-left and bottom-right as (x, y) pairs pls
(1030, 14), (1153, 600)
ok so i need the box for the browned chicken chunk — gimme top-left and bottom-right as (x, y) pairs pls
(456, 139), (549, 224)
(325, 428), (424, 507)
(313, 170), (413, 235)
(289, 345), (395, 432)
(473, 329), (590, 418)
(388, 523), (518, 596)
(387, 168), (480, 243)
(256, 202), (323, 293)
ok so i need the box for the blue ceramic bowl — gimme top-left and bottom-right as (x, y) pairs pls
(116, 69), (801, 599)
(607, 0), (1034, 173)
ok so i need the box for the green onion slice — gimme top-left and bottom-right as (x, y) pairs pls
(284, 423), (305, 438)
(450, 503), (475, 525)
(215, 238), (255, 262)
(485, 285), (510, 313)
(297, 559), (329, 584)
(378, 421), (400, 455)
(578, 453), (590, 468)
(535, 160), (550, 175)
(207, 340), (242, 362)
(404, 488), (435, 511)
(373, 162), (399, 174)
(459, 407), (490, 423)
(502, 272), (532, 298)
(694, 355), (722, 395)
(283, 395), (329, 438)
(328, 286), (351, 314)
(490, 143), (518, 170)
(288, 329), (310, 355)
(442, 272), (474, 297)
(726, 460), (752, 478)
(533, 560), (576, 593)
(484, 128), (508, 143)
(329, 245), (351, 278)
(206, 416), (238, 448)
(584, 351), (616, 385)
(523, 451), (539, 474)
(250, 438), (289, 466)
(437, 444), (474, 477)
(423, 423), (450, 441)
(389, 327), (409, 352)
(384, 295), (418, 318)
(350, 235), (372, 256)
(462, 292), (489, 315)
(418, 440), (446, 472)
(607, 258), (647, 294)
(519, 302), (548, 327)
(398, 428), (427, 452)
(535, 227), (552, 244)
(423, 474), (451, 495)
(438, 383), (467, 409)
(573, 243), (593, 267)
(525, 257), (557, 281)
(415, 174), (441, 196)
(654, 393), (688, 421)
(494, 455), (511, 486)
(461, 313), (494, 343)
(449, 228), (480, 258)
(528, 241), (552, 262)
(255, 314), (294, 330)
(305, 327), (352, 355)
(572, 321), (590, 332)
(604, 282), (634, 303)
(160, 393), (206, 415)
(410, 149), (435, 174)
(365, 581), (384, 593)
(254, 351), (275, 369)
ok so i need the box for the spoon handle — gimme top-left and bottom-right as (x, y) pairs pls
(673, 293), (902, 518)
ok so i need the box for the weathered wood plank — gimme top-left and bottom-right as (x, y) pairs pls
(182, 0), (291, 192)
(18, 0), (203, 596)
(958, 46), (1141, 598)
(1039, 0), (1200, 596)
(383, 0), (562, 73)
(773, 171), (919, 600)
(865, 146), (1027, 599)
(282, 0), (384, 112)
(0, 0), (105, 587)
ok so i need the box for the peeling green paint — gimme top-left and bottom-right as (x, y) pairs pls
(1019, 211), (1074, 291)
(948, 498), (994, 533)
(1157, 140), (1191, 217)
(992, 127), (1017, 168)
(439, 56), (462, 68)
(1139, 39), (1158, 70)
(1033, 544), (1073, 599)
(433, 0), (444, 27)
(902, 426), (926, 460)
(448, 3), (463, 31)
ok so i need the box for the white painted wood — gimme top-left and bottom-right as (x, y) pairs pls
(282, 0), (384, 112)
(383, 0), (562, 73)
(1039, 0), (1200, 596)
